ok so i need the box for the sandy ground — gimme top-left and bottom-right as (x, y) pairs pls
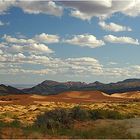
(0, 90), (137, 105)
(111, 91), (140, 98)
(126, 118), (140, 135)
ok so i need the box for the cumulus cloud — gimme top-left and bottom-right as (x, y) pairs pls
(61, 1), (112, 20)
(17, 1), (63, 16)
(34, 33), (60, 44)
(9, 43), (53, 54)
(64, 34), (105, 48)
(0, 20), (9, 26)
(99, 21), (132, 32)
(0, 1), (63, 16)
(1, 51), (140, 79)
(0, 21), (5, 26)
(70, 10), (93, 21)
(0, 50), (3, 54)
(2, 34), (35, 44)
(0, 52), (103, 76)
(1, 1), (140, 21)
(61, 0), (140, 20)
(1, 34), (55, 54)
(0, 0), (15, 14)
(1, 48), (140, 78)
(122, 0), (140, 17)
(3, 33), (60, 44)
(104, 35), (139, 45)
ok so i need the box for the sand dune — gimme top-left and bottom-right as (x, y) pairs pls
(0, 90), (139, 105)
(31, 95), (46, 99)
(30, 91), (125, 103)
(111, 91), (140, 99)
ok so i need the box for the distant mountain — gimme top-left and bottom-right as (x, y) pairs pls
(23, 80), (88, 95)
(81, 78), (140, 94)
(11, 84), (35, 89)
(111, 91), (140, 99)
(23, 78), (140, 95)
(0, 84), (24, 95)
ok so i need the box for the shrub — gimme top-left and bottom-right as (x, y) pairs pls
(0, 120), (20, 128)
(89, 109), (126, 120)
(9, 120), (20, 128)
(70, 106), (90, 121)
(48, 122), (134, 139)
(35, 108), (73, 130)
(89, 109), (107, 120)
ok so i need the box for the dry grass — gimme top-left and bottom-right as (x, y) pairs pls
(0, 92), (139, 124)
(0, 101), (139, 124)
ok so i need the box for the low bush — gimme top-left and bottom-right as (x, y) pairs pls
(35, 108), (73, 130)
(70, 106), (90, 121)
(34, 107), (132, 132)
(89, 109), (128, 120)
(0, 120), (20, 128)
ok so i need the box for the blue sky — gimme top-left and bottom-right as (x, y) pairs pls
(0, 1), (140, 84)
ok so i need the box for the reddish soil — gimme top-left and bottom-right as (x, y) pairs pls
(0, 90), (133, 105)
(111, 91), (140, 99)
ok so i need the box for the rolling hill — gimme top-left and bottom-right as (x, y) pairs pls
(0, 84), (24, 95)
(111, 91), (140, 99)
(0, 90), (125, 105)
(23, 78), (140, 95)
(1, 78), (140, 96)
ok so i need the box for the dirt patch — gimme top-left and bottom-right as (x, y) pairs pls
(0, 90), (138, 105)
(0, 101), (13, 103)
(31, 95), (46, 99)
(111, 91), (140, 99)
(66, 91), (91, 98)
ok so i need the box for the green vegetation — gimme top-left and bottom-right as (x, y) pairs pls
(70, 106), (90, 121)
(0, 120), (20, 128)
(35, 108), (73, 130)
(52, 123), (133, 139)
(89, 109), (132, 120)
(0, 107), (139, 139)
(34, 106), (132, 131)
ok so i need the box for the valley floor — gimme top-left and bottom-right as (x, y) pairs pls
(0, 117), (140, 139)
(0, 93), (139, 139)
(0, 100), (140, 124)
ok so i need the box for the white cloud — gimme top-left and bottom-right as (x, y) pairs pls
(0, 21), (4, 26)
(104, 35), (139, 45)
(70, 10), (92, 21)
(34, 33), (60, 44)
(99, 21), (132, 32)
(62, 1), (112, 20)
(4, 43), (53, 54)
(0, 20), (9, 26)
(0, 50), (3, 54)
(3, 33), (60, 44)
(2, 34), (35, 44)
(0, 0), (15, 14)
(1, 34), (55, 54)
(1, 50), (140, 78)
(1, 0), (140, 21)
(25, 43), (53, 54)
(1, 0), (140, 22)
(108, 62), (118, 65)
(64, 34), (105, 48)
(18, 1), (63, 16)
(103, 67), (132, 77)
(0, 1), (63, 16)
(122, 0), (140, 17)
(62, 0), (140, 20)
(0, 52), (103, 76)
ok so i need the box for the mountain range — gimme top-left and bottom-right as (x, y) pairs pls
(1, 78), (140, 95)
(0, 84), (24, 95)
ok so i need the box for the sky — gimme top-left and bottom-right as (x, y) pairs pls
(0, 0), (140, 84)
